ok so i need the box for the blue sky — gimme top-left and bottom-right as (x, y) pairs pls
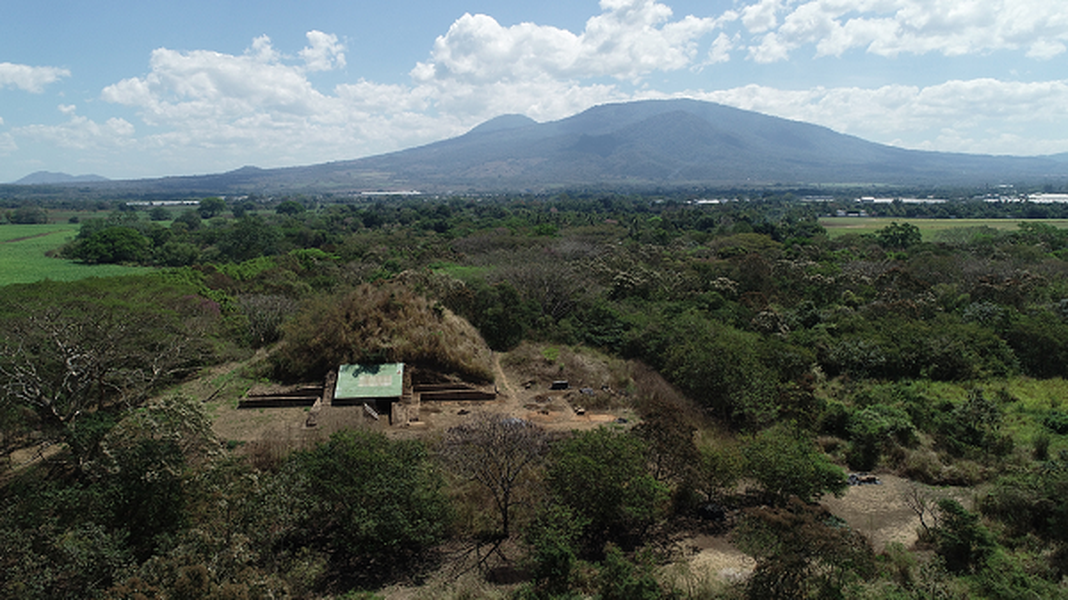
(2, 0), (1067, 183)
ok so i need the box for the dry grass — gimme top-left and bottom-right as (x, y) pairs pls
(235, 406), (384, 469)
(501, 343), (631, 394)
(272, 282), (494, 384)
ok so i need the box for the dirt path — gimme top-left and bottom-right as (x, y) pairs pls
(492, 351), (518, 402)
(0, 231), (61, 244)
(2, 442), (66, 485)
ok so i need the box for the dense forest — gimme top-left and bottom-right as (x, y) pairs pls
(4, 192), (1068, 599)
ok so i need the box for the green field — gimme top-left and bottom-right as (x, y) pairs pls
(820, 217), (1068, 240)
(0, 224), (152, 286)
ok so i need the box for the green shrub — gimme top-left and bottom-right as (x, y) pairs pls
(734, 498), (875, 600)
(846, 405), (916, 471)
(292, 430), (451, 582)
(658, 313), (781, 428)
(823, 315), (1017, 381)
(522, 504), (588, 597)
(547, 428), (669, 548)
(933, 499), (996, 574)
(1034, 431), (1052, 461)
(1000, 313), (1068, 378)
(1044, 411), (1068, 435)
(934, 390), (1013, 459)
(70, 226), (150, 264)
(595, 545), (663, 600)
(744, 423), (847, 504)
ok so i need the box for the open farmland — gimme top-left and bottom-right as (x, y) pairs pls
(0, 223), (151, 286)
(820, 217), (1068, 240)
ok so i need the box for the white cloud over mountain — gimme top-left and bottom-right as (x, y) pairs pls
(411, 0), (730, 84)
(696, 78), (1068, 155)
(6, 0), (1068, 179)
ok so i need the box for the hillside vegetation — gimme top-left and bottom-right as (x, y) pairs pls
(3, 192), (1068, 599)
(271, 281), (494, 383)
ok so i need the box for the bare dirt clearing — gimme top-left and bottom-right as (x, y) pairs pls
(673, 533), (756, 584)
(823, 474), (929, 551)
(823, 473), (973, 551)
(202, 344), (637, 451)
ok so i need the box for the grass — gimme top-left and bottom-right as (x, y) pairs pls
(820, 217), (1068, 240)
(0, 223), (151, 286)
(430, 261), (491, 282)
(923, 377), (1068, 460)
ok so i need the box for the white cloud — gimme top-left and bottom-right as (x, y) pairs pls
(692, 78), (1068, 154)
(741, 0), (782, 33)
(1026, 39), (1067, 60)
(102, 37), (334, 125)
(748, 31), (791, 63)
(737, 0), (1068, 61)
(0, 62), (70, 93)
(707, 32), (735, 64)
(248, 35), (280, 63)
(301, 30), (346, 71)
(413, 0), (728, 84)
(18, 111), (135, 150)
(98, 34), (461, 167)
(413, 14), (582, 84)
(0, 132), (16, 155)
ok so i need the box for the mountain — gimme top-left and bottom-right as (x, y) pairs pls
(13, 99), (1068, 195)
(334, 99), (1066, 190)
(242, 99), (1067, 192)
(13, 171), (109, 185)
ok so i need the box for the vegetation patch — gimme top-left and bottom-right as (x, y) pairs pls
(6, 194), (1068, 598)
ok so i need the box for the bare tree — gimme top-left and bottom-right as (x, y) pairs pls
(0, 302), (212, 464)
(488, 247), (586, 322)
(902, 481), (941, 537)
(439, 412), (549, 538)
(235, 293), (299, 346)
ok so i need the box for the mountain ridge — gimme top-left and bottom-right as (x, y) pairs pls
(13, 171), (109, 185)
(12, 99), (1068, 194)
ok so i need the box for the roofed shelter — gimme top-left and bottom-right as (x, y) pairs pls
(332, 363), (406, 422)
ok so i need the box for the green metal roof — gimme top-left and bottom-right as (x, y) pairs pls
(334, 363), (404, 400)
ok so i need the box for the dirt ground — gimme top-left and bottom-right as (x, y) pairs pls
(208, 348), (637, 448)
(822, 474), (937, 551)
(663, 472), (971, 589)
(673, 533), (757, 585)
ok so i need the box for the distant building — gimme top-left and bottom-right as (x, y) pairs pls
(125, 200), (200, 206)
(359, 190), (422, 196)
(1028, 194), (1068, 203)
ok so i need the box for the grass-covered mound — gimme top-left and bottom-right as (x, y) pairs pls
(270, 281), (494, 383)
